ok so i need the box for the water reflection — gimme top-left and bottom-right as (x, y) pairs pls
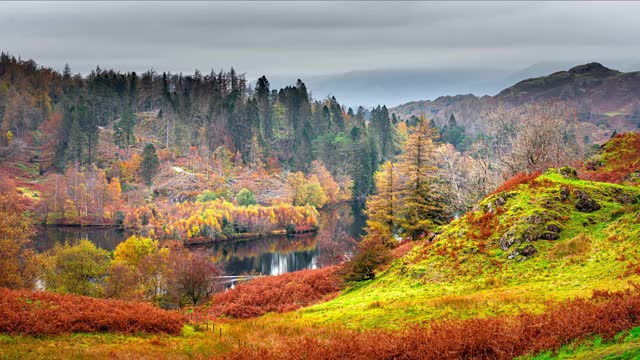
(34, 226), (131, 252)
(34, 202), (366, 276)
(200, 234), (319, 275)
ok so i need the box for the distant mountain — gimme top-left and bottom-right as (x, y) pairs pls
(501, 62), (575, 88)
(264, 63), (603, 109)
(265, 68), (508, 108)
(391, 63), (640, 145)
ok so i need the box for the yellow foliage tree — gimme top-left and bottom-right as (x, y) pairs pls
(114, 235), (158, 267)
(363, 161), (399, 247)
(395, 118), (447, 238)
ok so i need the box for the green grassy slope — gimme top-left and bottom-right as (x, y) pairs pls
(300, 169), (640, 328)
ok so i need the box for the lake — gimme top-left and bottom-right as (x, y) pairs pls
(34, 202), (366, 276)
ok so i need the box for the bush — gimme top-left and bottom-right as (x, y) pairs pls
(343, 238), (392, 282)
(196, 190), (217, 203)
(235, 188), (257, 206)
(491, 171), (542, 195)
(208, 267), (342, 319)
(0, 288), (186, 335)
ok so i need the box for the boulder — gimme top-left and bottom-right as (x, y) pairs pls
(575, 190), (601, 212)
(507, 244), (537, 260)
(540, 232), (560, 240)
(499, 228), (517, 251)
(547, 224), (561, 233)
(518, 244), (538, 257)
(560, 186), (570, 202)
(495, 195), (507, 207)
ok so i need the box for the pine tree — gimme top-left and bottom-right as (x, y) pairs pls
(113, 106), (136, 158)
(363, 161), (398, 247)
(66, 108), (86, 167)
(370, 105), (395, 162)
(255, 76), (272, 144)
(396, 118), (447, 238)
(139, 143), (159, 188)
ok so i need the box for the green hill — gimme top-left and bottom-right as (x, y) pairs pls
(299, 168), (640, 328)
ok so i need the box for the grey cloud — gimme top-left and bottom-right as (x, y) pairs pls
(1, 1), (639, 79)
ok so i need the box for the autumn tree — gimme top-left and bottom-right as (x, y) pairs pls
(310, 160), (339, 203)
(363, 161), (399, 247)
(168, 248), (221, 306)
(114, 235), (157, 267)
(305, 175), (328, 208)
(435, 143), (491, 215)
(103, 261), (138, 299)
(287, 171), (328, 208)
(42, 239), (111, 296)
(137, 247), (171, 303)
(140, 143), (160, 188)
(396, 118), (447, 238)
(0, 191), (38, 289)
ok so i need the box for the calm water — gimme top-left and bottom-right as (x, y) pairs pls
(34, 202), (366, 276)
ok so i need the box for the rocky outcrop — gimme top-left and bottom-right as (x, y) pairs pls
(575, 190), (601, 213)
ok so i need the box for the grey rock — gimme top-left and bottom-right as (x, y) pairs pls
(547, 224), (561, 233)
(540, 232), (560, 240)
(575, 190), (601, 212)
(518, 244), (538, 257)
(560, 186), (570, 202)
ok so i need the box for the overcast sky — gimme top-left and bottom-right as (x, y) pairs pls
(2, 1), (640, 80)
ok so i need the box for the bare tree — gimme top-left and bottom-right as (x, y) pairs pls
(436, 143), (499, 215)
(487, 102), (582, 177)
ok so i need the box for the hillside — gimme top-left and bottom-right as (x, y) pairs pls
(299, 169), (640, 327)
(391, 63), (640, 144)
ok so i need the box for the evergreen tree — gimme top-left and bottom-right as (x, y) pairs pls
(440, 113), (469, 151)
(65, 110), (86, 167)
(113, 106), (136, 158)
(369, 105), (395, 162)
(396, 119), (447, 238)
(363, 161), (398, 247)
(139, 143), (160, 188)
(255, 76), (272, 144)
(63, 63), (72, 79)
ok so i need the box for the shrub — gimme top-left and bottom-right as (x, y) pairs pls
(343, 238), (392, 282)
(208, 267), (342, 319)
(197, 190), (218, 203)
(0, 288), (186, 335)
(491, 171), (542, 195)
(236, 188), (257, 206)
